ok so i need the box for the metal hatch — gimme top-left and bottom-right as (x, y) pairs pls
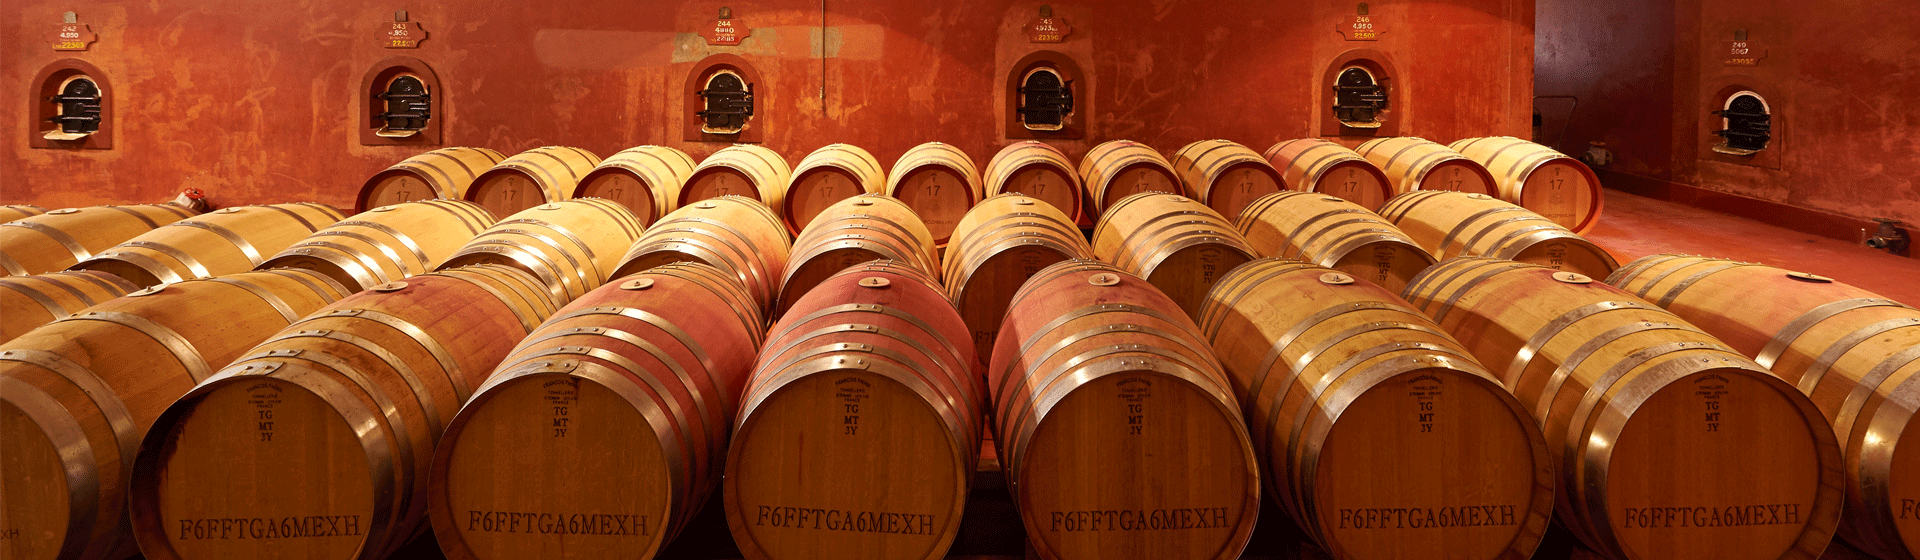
(698, 69), (754, 135)
(44, 76), (101, 141)
(1018, 67), (1074, 131)
(1712, 91), (1771, 155)
(375, 75), (430, 138)
(1333, 66), (1388, 128)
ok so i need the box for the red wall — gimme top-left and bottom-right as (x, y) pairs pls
(4, 0), (1534, 211)
(1538, 0), (1920, 228)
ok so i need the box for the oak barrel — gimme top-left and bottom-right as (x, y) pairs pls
(0, 270), (141, 344)
(0, 204), (198, 276)
(1402, 258), (1844, 560)
(784, 144), (886, 235)
(611, 195), (791, 315)
(725, 261), (981, 560)
(573, 145), (696, 225)
(129, 265), (555, 560)
(681, 144), (792, 212)
(70, 203), (346, 287)
(357, 147), (507, 212)
(1378, 190), (1618, 279)
(1197, 259), (1553, 560)
(1264, 139), (1396, 211)
(1172, 139), (1286, 220)
(1607, 254), (1920, 560)
(429, 262), (761, 560)
(988, 260), (1259, 560)
(258, 199), (496, 292)
(437, 198), (643, 303)
(887, 142), (984, 246)
(1091, 192), (1257, 318)
(1079, 139), (1185, 213)
(0, 269), (352, 560)
(0, 205), (47, 222)
(776, 193), (939, 317)
(940, 193), (1091, 358)
(1236, 191), (1436, 294)
(984, 141), (1084, 224)
(1354, 137), (1499, 197)
(465, 146), (602, 218)
(1449, 137), (1604, 233)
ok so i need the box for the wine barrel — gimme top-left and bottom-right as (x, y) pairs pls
(258, 199), (496, 292)
(777, 193), (938, 317)
(1197, 259), (1553, 560)
(465, 146), (602, 219)
(0, 269), (352, 560)
(0, 270), (141, 344)
(1091, 192), (1257, 318)
(1449, 137), (1604, 233)
(437, 198), (642, 303)
(1402, 258), (1844, 560)
(1172, 139), (1285, 220)
(0, 204), (198, 276)
(681, 144), (791, 211)
(941, 193), (1091, 358)
(129, 265), (555, 560)
(887, 142), (984, 246)
(1607, 254), (1920, 560)
(1377, 190), (1618, 279)
(988, 260), (1258, 560)
(1236, 191), (1436, 294)
(357, 147), (508, 212)
(611, 195), (790, 315)
(70, 203), (346, 287)
(1354, 137), (1499, 197)
(1264, 138), (1396, 210)
(572, 146), (696, 225)
(1079, 139), (1184, 213)
(726, 261), (981, 560)
(429, 262), (761, 560)
(1, 204), (48, 222)
(784, 144), (886, 236)
(984, 141), (1084, 224)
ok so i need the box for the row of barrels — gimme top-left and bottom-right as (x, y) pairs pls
(0, 192), (1907, 560)
(353, 135), (1603, 245)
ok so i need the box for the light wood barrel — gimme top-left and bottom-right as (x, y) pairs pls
(572, 146), (696, 225)
(681, 144), (792, 212)
(430, 262), (761, 560)
(1079, 139), (1184, 213)
(1091, 192), (1257, 318)
(612, 195), (790, 316)
(1402, 258), (1844, 560)
(777, 193), (938, 318)
(887, 142), (984, 245)
(465, 146), (602, 219)
(1607, 254), (1920, 560)
(0, 270), (141, 344)
(0, 269), (351, 560)
(987, 260), (1258, 560)
(1236, 191), (1436, 294)
(0, 205), (48, 222)
(0, 204), (198, 277)
(1265, 138), (1396, 210)
(129, 265), (555, 560)
(1355, 137), (1499, 197)
(258, 199), (496, 292)
(1378, 190), (1618, 279)
(941, 193), (1091, 358)
(726, 261), (980, 560)
(357, 147), (507, 212)
(437, 198), (643, 303)
(784, 144), (886, 236)
(984, 141), (1084, 224)
(1449, 137), (1604, 233)
(70, 203), (346, 287)
(1197, 259), (1553, 560)
(1172, 139), (1285, 221)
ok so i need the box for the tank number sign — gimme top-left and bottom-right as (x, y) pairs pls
(1339, 15), (1384, 41)
(45, 23), (97, 51)
(382, 21), (426, 49)
(1724, 40), (1768, 66)
(1026, 17), (1072, 43)
(702, 18), (751, 46)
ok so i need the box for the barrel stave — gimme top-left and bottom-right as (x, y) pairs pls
(0, 204), (199, 276)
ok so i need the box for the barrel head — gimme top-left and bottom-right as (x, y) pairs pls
(1325, 240), (1436, 296)
(359, 171), (439, 214)
(1101, 164), (1179, 211)
(1516, 161), (1599, 233)
(1144, 244), (1254, 320)
(1, 385), (78, 560)
(892, 168), (972, 243)
(683, 169), (758, 206)
(777, 247), (889, 318)
(1308, 161), (1390, 211)
(1202, 163), (1283, 222)
(1508, 238), (1618, 280)
(787, 170), (869, 235)
(469, 171), (551, 220)
(1888, 409), (1920, 559)
(999, 165), (1079, 221)
(1016, 371), (1258, 560)
(1421, 161), (1497, 196)
(574, 172), (659, 225)
(953, 245), (1076, 359)
(726, 371), (967, 560)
